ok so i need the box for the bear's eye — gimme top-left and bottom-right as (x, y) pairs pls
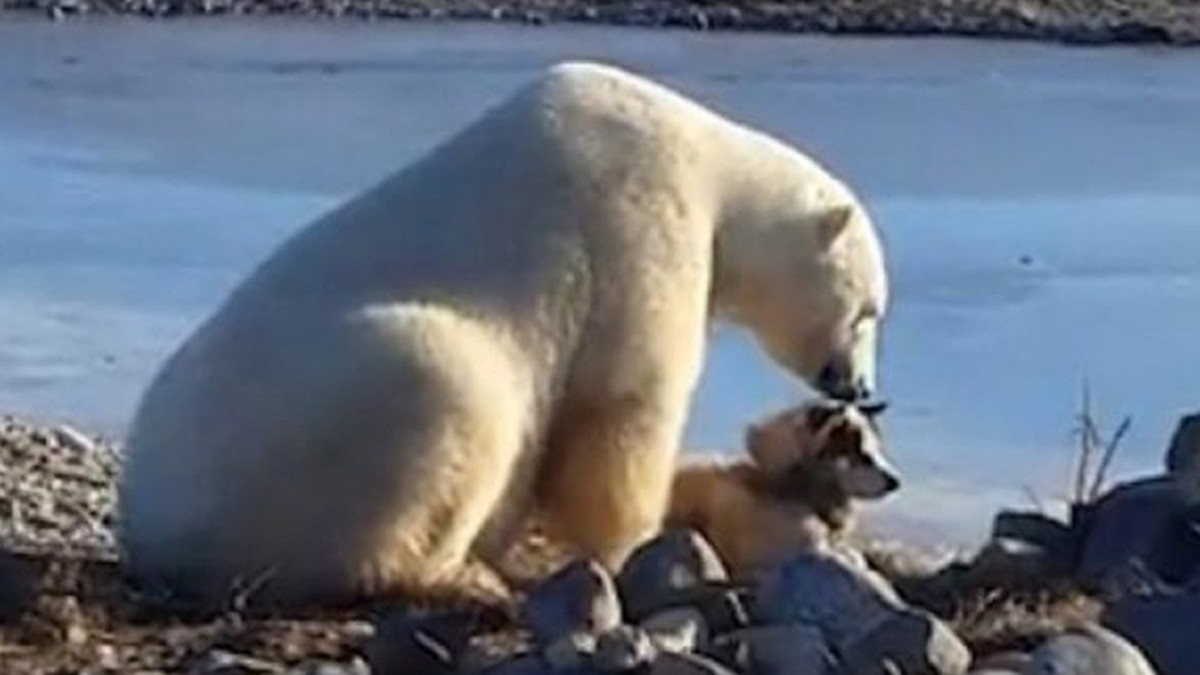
(854, 305), (878, 328)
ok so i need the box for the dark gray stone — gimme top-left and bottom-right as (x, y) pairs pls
(1078, 477), (1197, 588)
(993, 510), (1075, 549)
(543, 632), (597, 671)
(970, 651), (1032, 671)
(480, 655), (559, 675)
(0, 550), (36, 622)
(753, 549), (903, 652)
(649, 652), (740, 675)
(708, 624), (831, 674)
(622, 582), (750, 632)
(524, 559), (621, 646)
(967, 537), (1065, 588)
(1105, 592), (1199, 675)
(1028, 623), (1156, 674)
(364, 610), (468, 675)
(991, 510), (1080, 574)
(617, 530), (729, 620)
(1165, 412), (1200, 486)
(838, 608), (970, 675)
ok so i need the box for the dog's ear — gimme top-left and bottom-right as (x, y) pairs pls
(747, 413), (808, 474)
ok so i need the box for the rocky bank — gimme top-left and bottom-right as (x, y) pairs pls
(4, 0), (1200, 46)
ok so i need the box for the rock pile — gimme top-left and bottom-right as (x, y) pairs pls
(0, 416), (120, 560)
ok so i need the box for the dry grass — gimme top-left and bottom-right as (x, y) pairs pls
(948, 585), (1102, 656)
(1070, 380), (1132, 508)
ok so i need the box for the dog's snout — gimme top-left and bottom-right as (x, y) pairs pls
(881, 472), (900, 494)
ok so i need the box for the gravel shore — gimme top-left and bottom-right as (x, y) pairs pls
(3, 0), (1200, 46)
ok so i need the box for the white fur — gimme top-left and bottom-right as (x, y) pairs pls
(118, 61), (888, 602)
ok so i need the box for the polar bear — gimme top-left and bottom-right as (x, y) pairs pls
(118, 61), (888, 606)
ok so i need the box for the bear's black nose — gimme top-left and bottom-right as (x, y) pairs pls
(817, 361), (868, 402)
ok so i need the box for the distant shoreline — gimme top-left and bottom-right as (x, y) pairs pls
(4, 0), (1200, 47)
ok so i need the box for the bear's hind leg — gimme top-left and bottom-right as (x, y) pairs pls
(302, 307), (536, 609)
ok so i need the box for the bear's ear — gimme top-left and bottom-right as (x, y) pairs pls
(814, 205), (855, 246)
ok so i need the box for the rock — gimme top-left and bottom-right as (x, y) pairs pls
(753, 549), (904, 652)
(617, 530), (728, 620)
(838, 608), (970, 675)
(708, 624), (831, 674)
(967, 538), (1065, 588)
(1104, 592), (1199, 675)
(364, 610), (468, 675)
(650, 652), (740, 674)
(1027, 623), (1156, 674)
(53, 424), (96, 455)
(1165, 412), (1200, 494)
(971, 651), (1032, 671)
(525, 560), (622, 646)
(0, 551), (36, 622)
(594, 625), (658, 671)
(543, 631), (597, 670)
(482, 655), (557, 674)
(1077, 477), (1197, 588)
(640, 607), (708, 653)
(621, 581), (750, 631)
(691, 586), (752, 635)
(992, 510), (1078, 563)
(190, 650), (285, 674)
(288, 659), (371, 675)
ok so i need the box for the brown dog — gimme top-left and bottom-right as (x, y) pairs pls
(665, 400), (897, 578)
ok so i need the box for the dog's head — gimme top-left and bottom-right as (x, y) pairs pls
(746, 399), (899, 500)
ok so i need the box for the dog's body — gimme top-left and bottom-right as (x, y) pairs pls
(665, 401), (897, 578)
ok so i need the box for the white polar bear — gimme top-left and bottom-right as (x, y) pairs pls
(118, 61), (888, 605)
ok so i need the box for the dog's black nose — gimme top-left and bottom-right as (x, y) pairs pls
(882, 473), (901, 493)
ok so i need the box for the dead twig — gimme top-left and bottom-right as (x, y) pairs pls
(1088, 416), (1132, 502)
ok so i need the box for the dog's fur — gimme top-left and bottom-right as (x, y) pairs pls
(665, 400), (897, 578)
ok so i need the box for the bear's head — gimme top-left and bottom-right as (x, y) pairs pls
(714, 202), (887, 402)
